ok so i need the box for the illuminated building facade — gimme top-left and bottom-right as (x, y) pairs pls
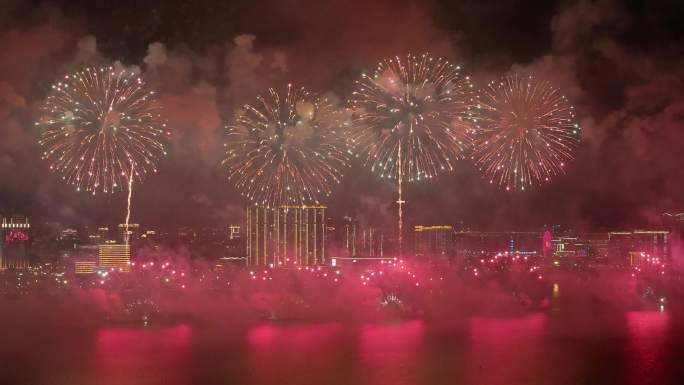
(88, 227), (111, 244)
(343, 216), (358, 256)
(118, 223), (140, 243)
(140, 229), (161, 248)
(632, 230), (669, 261)
(224, 225), (245, 261)
(454, 231), (540, 257)
(246, 205), (326, 266)
(98, 244), (131, 272)
(1, 216), (31, 269)
(608, 230), (669, 263)
(584, 233), (610, 258)
(415, 225), (453, 257)
(74, 261), (97, 274)
(553, 236), (578, 258)
(552, 233), (609, 258)
(360, 227), (383, 257)
(69, 245), (99, 274)
(337, 216), (384, 257)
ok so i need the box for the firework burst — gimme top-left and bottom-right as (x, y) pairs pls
(223, 84), (349, 207)
(37, 66), (169, 194)
(347, 53), (477, 182)
(472, 74), (581, 191)
(348, 53), (476, 256)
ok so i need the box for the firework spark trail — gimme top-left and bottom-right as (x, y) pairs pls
(37, 66), (169, 194)
(124, 163), (134, 245)
(223, 84), (350, 207)
(397, 142), (405, 256)
(348, 53), (477, 255)
(472, 73), (581, 191)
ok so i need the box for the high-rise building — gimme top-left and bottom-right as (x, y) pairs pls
(70, 245), (98, 274)
(246, 205), (327, 266)
(415, 225), (453, 257)
(140, 229), (161, 247)
(1, 216), (31, 269)
(336, 216), (384, 258)
(552, 236), (579, 258)
(453, 231), (541, 257)
(118, 223), (140, 243)
(224, 225), (245, 260)
(88, 227), (111, 244)
(632, 230), (670, 259)
(325, 217), (336, 243)
(608, 230), (670, 264)
(98, 244), (131, 272)
(342, 216), (358, 257)
(74, 261), (97, 274)
(607, 231), (632, 261)
(57, 228), (80, 251)
(223, 225), (247, 264)
(360, 227), (384, 257)
(552, 233), (609, 259)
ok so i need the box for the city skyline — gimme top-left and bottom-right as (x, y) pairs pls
(4, 209), (680, 271)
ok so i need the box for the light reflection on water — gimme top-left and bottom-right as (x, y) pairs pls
(467, 314), (546, 385)
(95, 324), (192, 385)
(627, 311), (670, 385)
(358, 320), (425, 385)
(246, 323), (347, 385)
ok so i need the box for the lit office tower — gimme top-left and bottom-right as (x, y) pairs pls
(246, 205), (327, 266)
(1, 216), (31, 269)
(343, 216), (358, 257)
(75, 260), (97, 274)
(73, 249), (98, 274)
(414, 225), (454, 257)
(360, 227), (384, 257)
(98, 244), (131, 272)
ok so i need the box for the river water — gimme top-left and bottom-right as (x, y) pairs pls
(3, 310), (683, 385)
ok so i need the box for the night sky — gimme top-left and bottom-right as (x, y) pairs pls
(1, 0), (683, 232)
